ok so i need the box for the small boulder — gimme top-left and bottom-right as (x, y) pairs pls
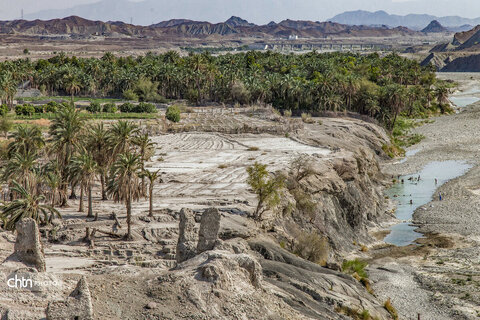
(46, 276), (93, 320)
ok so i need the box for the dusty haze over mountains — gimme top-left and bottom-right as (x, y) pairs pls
(1, 0), (479, 25)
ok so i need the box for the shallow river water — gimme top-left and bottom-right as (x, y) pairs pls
(449, 86), (480, 107)
(384, 160), (471, 246)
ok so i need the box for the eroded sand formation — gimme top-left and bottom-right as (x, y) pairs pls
(0, 106), (397, 319)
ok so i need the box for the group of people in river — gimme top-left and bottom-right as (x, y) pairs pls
(394, 175), (443, 205)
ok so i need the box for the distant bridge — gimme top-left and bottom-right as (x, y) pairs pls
(249, 42), (393, 52)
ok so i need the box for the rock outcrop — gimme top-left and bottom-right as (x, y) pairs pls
(249, 240), (391, 319)
(145, 239), (390, 319)
(13, 218), (46, 272)
(46, 276), (93, 320)
(199, 252), (263, 290)
(176, 208), (198, 263)
(197, 208), (221, 253)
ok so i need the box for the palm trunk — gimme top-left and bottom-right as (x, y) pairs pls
(126, 196), (132, 240)
(88, 185), (94, 219)
(70, 183), (77, 199)
(148, 186), (153, 217)
(60, 184), (68, 207)
(100, 173), (107, 200)
(79, 185), (84, 212)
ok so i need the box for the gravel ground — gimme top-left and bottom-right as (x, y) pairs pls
(369, 261), (453, 320)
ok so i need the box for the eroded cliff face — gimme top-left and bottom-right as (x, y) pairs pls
(264, 118), (391, 262)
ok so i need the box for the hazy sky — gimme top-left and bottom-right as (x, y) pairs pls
(1, 0), (480, 22)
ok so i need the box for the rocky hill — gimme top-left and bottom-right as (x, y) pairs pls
(0, 15), (419, 39)
(430, 25), (480, 53)
(421, 20), (448, 33)
(225, 16), (255, 28)
(0, 16), (155, 37)
(151, 19), (195, 28)
(422, 52), (480, 71)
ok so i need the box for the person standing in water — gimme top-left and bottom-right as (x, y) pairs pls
(435, 178), (438, 185)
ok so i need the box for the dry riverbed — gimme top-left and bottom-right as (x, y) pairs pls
(370, 72), (480, 319)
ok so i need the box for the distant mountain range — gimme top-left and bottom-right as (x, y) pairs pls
(0, 15), (419, 39)
(330, 10), (480, 31)
(24, 0), (341, 27)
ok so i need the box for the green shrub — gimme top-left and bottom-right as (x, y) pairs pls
(15, 104), (35, 116)
(102, 102), (117, 113)
(33, 104), (44, 114)
(293, 231), (329, 266)
(166, 105), (181, 122)
(0, 104), (8, 116)
(230, 80), (250, 105)
(134, 102), (156, 113)
(186, 88), (200, 104)
(123, 89), (139, 101)
(301, 112), (314, 124)
(342, 259), (368, 279)
(15, 105), (25, 115)
(45, 101), (58, 113)
(86, 101), (101, 113)
(119, 102), (135, 113)
(133, 77), (164, 102)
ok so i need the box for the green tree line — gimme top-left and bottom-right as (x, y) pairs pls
(0, 51), (449, 130)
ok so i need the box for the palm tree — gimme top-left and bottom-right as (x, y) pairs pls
(108, 121), (139, 156)
(0, 71), (17, 109)
(107, 152), (142, 240)
(2, 150), (38, 192)
(63, 66), (82, 102)
(69, 151), (98, 219)
(86, 123), (111, 200)
(49, 105), (85, 206)
(43, 171), (61, 207)
(0, 180), (60, 231)
(8, 124), (45, 156)
(381, 83), (406, 131)
(320, 90), (343, 112)
(142, 169), (161, 217)
(435, 85), (451, 107)
(133, 132), (156, 193)
(0, 114), (13, 139)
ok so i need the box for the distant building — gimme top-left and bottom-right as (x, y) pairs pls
(288, 34), (298, 40)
